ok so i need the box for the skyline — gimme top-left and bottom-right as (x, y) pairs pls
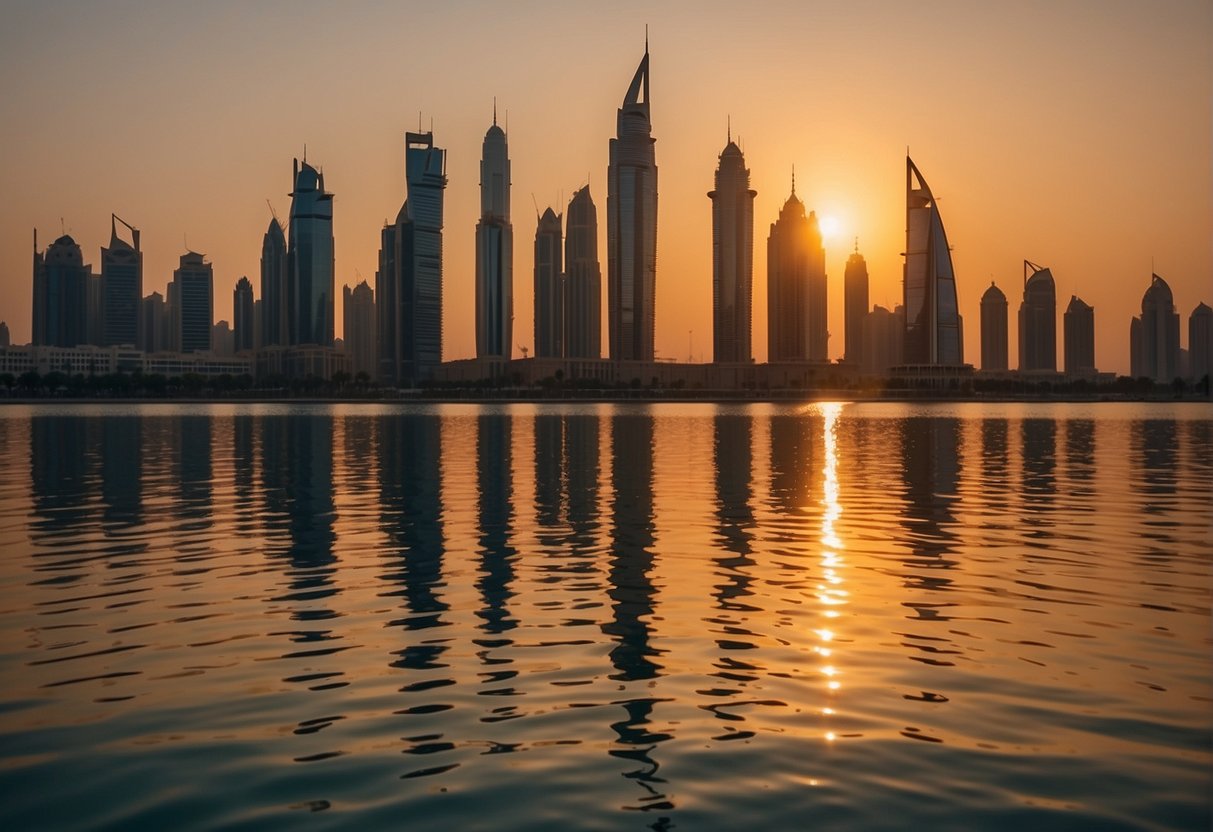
(1, 1), (1210, 375)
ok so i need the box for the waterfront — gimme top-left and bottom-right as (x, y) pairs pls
(0, 402), (1209, 830)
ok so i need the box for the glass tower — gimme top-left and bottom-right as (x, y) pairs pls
(288, 159), (334, 346)
(903, 157), (963, 365)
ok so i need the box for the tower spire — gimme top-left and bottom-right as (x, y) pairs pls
(727, 114), (731, 144)
(493, 96), (497, 126)
(791, 164), (796, 196)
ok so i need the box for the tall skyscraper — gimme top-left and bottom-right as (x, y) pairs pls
(1189, 302), (1212, 383)
(863, 304), (905, 374)
(534, 207), (563, 358)
(101, 214), (142, 347)
(140, 291), (169, 353)
(32, 232), (90, 347)
(767, 174), (826, 362)
(233, 276), (255, 353)
(1063, 295), (1095, 376)
(260, 217), (288, 347)
(708, 133), (756, 363)
(843, 241), (869, 365)
(85, 271), (103, 346)
(172, 251), (213, 353)
(1130, 274), (1180, 383)
(475, 110), (513, 359)
(1018, 260), (1056, 372)
(564, 186), (602, 359)
(903, 157), (963, 365)
(342, 280), (376, 378)
(288, 159), (334, 346)
(607, 44), (658, 361)
(980, 281), (1008, 371)
(378, 131), (446, 386)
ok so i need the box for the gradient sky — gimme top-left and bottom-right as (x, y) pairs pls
(1, 0), (1209, 374)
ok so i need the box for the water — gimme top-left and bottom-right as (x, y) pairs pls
(0, 401), (1209, 830)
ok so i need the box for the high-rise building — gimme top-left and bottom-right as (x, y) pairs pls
(708, 133), (756, 363)
(475, 111), (513, 359)
(377, 131), (446, 386)
(1131, 274), (1180, 383)
(863, 304), (905, 375)
(85, 271), (103, 346)
(1063, 295), (1095, 376)
(1018, 260), (1056, 372)
(233, 276), (255, 353)
(843, 241), (869, 366)
(767, 174), (826, 362)
(0, 321), (9, 347)
(140, 291), (168, 353)
(534, 207), (563, 358)
(288, 159), (334, 346)
(172, 251), (213, 353)
(260, 217), (288, 347)
(980, 281), (1008, 372)
(607, 44), (657, 361)
(1189, 302), (1212, 383)
(101, 215), (142, 347)
(342, 280), (376, 379)
(32, 232), (90, 347)
(211, 320), (234, 356)
(903, 157), (963, 365)
(564, 186), (602, 359)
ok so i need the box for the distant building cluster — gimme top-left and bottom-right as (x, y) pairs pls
(6, 43), (1210, 388)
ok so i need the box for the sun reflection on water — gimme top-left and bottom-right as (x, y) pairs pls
(816, 403), (846, 741)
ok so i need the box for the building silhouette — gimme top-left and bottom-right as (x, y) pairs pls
(767, 173), (826, 362)
(211, 320), (234, 356)
(172, 251), (213, 353)
(140, 291), (169, 353)
(903, 157), (963, 365)
(1018, 261), (1056, 372)
(233, 276), (254, 353)
(288, 159), (334, 346)
(475, 111), (513, 359)
(534, 207), (563, 358)
(342, 280), (376, 378)
(564, 186), (601, 359)
(863, 303), (905, 374)
(1130, 274), (1180, 382)
(0, 321), (8, 348)
(607, 45), (657, 361)
(260, 217), (288, 347)
(32, 232), (90, 348)
(843, 241), (868, 366)
(980, 281), (1008, 371)
(1063, 295), (1095, 376)
(101, 215), (142, 347)
(86, 271), (103, 346)
(1189, 302), (1212, 383)
(708, 133), (756, 363)
(378, 131), (447, 386)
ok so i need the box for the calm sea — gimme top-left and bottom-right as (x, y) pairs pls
(0, 402), (1209, 830)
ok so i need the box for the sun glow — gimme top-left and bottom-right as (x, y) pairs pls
(818, 214), (842, 239)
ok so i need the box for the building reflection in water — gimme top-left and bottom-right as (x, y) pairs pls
(29, 416), (94, 563)
(378, 413), (447, 672)
(99, 417), (141, 535)
(232, 415), (257, 536)
(534, 413), (563, 533)
(898, 415), (961, 619)
(475, 413), (519, 703)
(1133, 419), (1179, 561)
(604, 410), (671, 813)
(1020, 418), (1057, 538)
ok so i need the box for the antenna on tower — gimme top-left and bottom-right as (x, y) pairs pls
(645, 24), (649, 53)
(531, 193), (540, 221)
(266, 199), (280, 225)
(791, 164), (796, 196)
(493, 96), (497, 126)
(60, 217), (65, 235)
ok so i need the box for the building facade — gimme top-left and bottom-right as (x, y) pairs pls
(33, 232), (90, 348)
(607, 46), (658, 361)
(1019, 261), (1056, 372)
(980, 281), (1008, 372)
(534, 207), (563, 358)
(172, 252), (213, 354)
(475, 113), (513, 359)
(767, 176), (826, 362)
(1063, 295), (1095, 376)
(843, 242), (869, 366)
(260, 217), (288, 347)
(564, 186), (601, 359)
(903, 157), (963, 366)
(288, 159), (335, 346)
(342, 280), (376, 379)
(233, 276), (255, 352)
(1189, 302), (1212, 383)
(100, 215), (142, 347)
(708, 135), (756, 363)
(1130, 274), (1180, 383)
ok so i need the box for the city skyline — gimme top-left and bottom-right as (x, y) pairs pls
(0, 2), (1209, 375)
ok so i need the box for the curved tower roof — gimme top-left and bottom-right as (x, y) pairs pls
(982, 280), (1006, 304)
(903, 156), (963, 365)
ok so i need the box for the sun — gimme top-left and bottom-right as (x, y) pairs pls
(819, 214), (842, 239)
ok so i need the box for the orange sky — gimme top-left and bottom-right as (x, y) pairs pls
(1, 0), (1209, 374)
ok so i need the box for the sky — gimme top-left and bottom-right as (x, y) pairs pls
(0, 0), (1209, 374)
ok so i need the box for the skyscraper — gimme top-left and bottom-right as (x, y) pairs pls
(85, 271), (102, 346)
(140, 291), (168, 353)
(377, 131), (446, 386)
(260, 217), (288, 347)
(903, 157), (963, 365)
(1018, 260), (1056, 372)
(172, 251), (213, 353)
(767, 174), (826, 362)
(288, 159), (334, 346)
(1189, 302), (1211, 383)
(342, 280), (376, 379)
(980, 281), (1008, 372)
(32, 232), (90, 347)
(607, 44), (657, 361)
(843, 241), (869, 365)
(708, 133), (756, 363)
(534, 207), (563, 358)
(233, 276), (255, 352)
(1063, 295), (1095, 376)
(564, 186), (602, 359)
(101, 214), (142, 347)
(475, 111), (513, 359)
(1131, 274), (1180, 383)
(0, 321), (9, 348)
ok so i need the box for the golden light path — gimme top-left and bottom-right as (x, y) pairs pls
(816, 402), (846, 744)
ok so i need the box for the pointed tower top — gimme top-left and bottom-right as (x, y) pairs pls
(791, 164), (796, 196)
(493, 96), (497, 126)
(854, 236), (859, 254)
(727, 114), (731, 144)
(645, 24), (649, 54)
